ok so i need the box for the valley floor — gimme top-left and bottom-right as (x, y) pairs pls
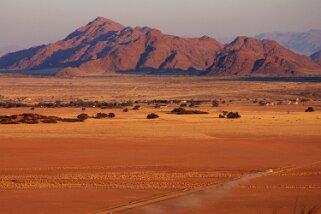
(0, 76), (320, 213)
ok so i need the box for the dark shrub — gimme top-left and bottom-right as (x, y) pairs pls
(47, 116), (62, 121)
(189, 104), (197, 108)
(22, 113), (46, 120)
(171, 107), (187, 114)
(147, 113), (159, 119)
(95, 113), (108, 119)
(62, 118), (84, 122)
(212, 100), (219, 107)
(30, 107), (35, 111)
(11, 115), (19, 119)
(108, 113), (115, 118)
(133, 105), (141, 110)
(219, 114), (225, 118)
(226, 112), (241, 119)
(77, 113), (89, 120)
(82, 107), (86, 111)
(123, 108), (129, 112)
(301, 98), (309, 103)
(41, 118), (58, 124)
(259, 101), (268, 106)
(20, 119), (39, 124)
(171, 108), (208, 115)
(305, 107), (315, 112)
(0, 118), (19, 124)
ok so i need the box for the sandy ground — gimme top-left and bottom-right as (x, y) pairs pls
(0, 76), (320, 213)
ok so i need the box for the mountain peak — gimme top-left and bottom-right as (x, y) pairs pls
(64, 17), (125, 41)
(88, 16), (124, 28)
(230, 36), (260, 48)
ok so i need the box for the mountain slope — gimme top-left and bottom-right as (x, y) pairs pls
(0, 17), (320, 77)
(58, 28), (223, 76)
(207, 37), (321, 76)
(311, 50), (321, 65)
(255, 29), (321, 55)
(0, 17), (125, 71)
(0, 17), (223, 76)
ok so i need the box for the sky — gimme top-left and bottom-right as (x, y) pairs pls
(0, 0), (321, 50)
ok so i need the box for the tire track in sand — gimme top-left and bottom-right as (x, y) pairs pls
(91, 161), (321, 214)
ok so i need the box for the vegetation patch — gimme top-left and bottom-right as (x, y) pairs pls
(219, 111), (241, 119)
(305, 107), (315, 112)
(171, 107), (208, 115)
(94, 112), (116, 119)
(147, 113), (159, 119)
(0, 114), (87, 125)
(133, 105), (141, 110)
(212, 100), (219, 107)
(77, 113), (89, 120)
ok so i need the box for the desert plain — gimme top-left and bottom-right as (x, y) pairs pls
(0, 76), (320, 214)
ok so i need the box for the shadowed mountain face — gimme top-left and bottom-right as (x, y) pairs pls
(255, 29), (321, 56)
(311, 50), (321, 65)
(0, 17), (320, 77)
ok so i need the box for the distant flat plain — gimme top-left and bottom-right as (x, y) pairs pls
(0, 76), (320, 214)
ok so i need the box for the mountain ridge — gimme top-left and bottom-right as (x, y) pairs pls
(255, 29), (321, 56)
(0, 17), (320, 77)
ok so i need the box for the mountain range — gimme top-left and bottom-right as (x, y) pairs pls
(0, 17), (320, 77)
(255, 29), (321, 56)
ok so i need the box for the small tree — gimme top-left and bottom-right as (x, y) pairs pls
(108, 113), (116, 118)
(212, 100), (219, 107)
(96, 113), (108, 119)
(226, 112), (241, 119)
(77, 113), (89, 120)
(147, 113), (159, 119)
(133, 105), (141, 110)
(305, 107), (315, 112)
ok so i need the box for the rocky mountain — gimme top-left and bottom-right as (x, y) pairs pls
(0, 17), (320, 77)
(255, 29), (321, 56)
(207, 37), (320, 76)
(0, 17), (223, 76)
(311, 50), (321, 65)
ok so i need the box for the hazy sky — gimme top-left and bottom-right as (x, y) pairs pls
(0, 0), (321, 49)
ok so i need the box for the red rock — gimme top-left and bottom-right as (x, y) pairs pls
(0, 17), (320, 77)
(208, 37), (321, 76)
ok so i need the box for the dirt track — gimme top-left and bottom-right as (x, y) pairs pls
(91, 170), (274, 214)
(91, 161), (321, 214)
